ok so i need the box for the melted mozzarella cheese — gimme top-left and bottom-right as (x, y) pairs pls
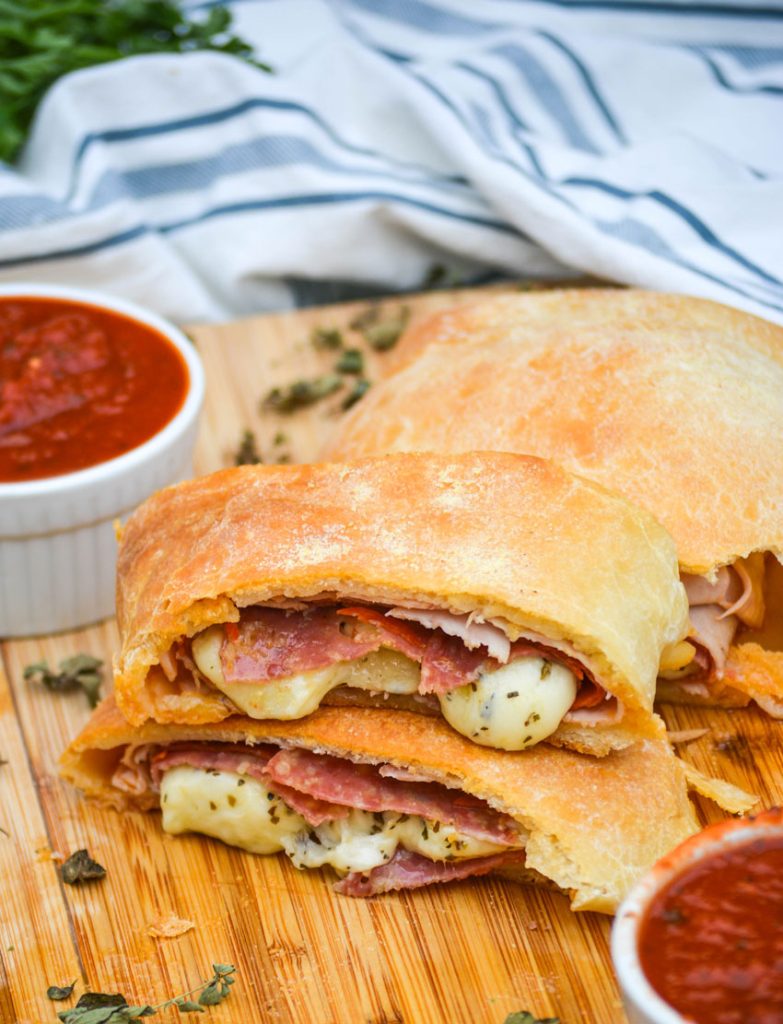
(159, 767), (522, 875)
(160, 766), (305, 854)
(384, 814), (506, 860)
(659, 639), (696, 674)
(282, 810), (397, 875)
(439, 656), (577, 750)
(191, 624), (419, 720)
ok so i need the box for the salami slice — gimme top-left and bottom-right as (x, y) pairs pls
(264, 748), (522, 845)
(334, 847), (528, 896)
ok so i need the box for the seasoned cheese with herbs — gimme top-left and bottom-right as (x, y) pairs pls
(439, 657), (578, 750)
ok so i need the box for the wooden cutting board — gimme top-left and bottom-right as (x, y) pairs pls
(2, 284), (781, 1024)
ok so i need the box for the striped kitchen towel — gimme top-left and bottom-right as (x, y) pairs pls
(0, 0), (781, 323)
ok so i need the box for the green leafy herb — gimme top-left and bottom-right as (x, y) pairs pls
(56, 965), (236, 1023)
(233, 429), (262, 466)
(61, 849), (106, 886)
(341, 378), (371, 411)
(24, 654), (103, 708)
(350, 304), (410, 351)
(503, 1013), (560, 1024)
(272, 431), (287, 446)
(47, 982), (77, 1001)
(311, 327), (343, 351)
(0, 1), (271, 164)
(334, 348), (364, 375)
(262, 375), (343, 413)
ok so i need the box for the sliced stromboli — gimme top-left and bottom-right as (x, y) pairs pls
(113, 453), (689, 756)
(61, 697), (705, 914)
(324, 290), (783, 715)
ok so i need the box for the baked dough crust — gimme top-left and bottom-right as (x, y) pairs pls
(114, 452), (687, 752)
(60, 697), (699, 913)
(325, 289), (783, 576)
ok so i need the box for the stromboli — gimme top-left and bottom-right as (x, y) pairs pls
(325, 289), (783, 714)
(112, 452), (688, 755)
(60, 698), (703, 913)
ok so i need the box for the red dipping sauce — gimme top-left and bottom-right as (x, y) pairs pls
(0, 296), (189, 483)
(639, 833), (783, 1024)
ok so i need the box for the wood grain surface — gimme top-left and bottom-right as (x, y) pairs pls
(1, 284), (781, 1024)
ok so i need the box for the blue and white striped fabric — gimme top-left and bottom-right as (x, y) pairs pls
(0, 0), (781, 323)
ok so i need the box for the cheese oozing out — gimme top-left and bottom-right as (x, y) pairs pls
(439, 657), (577, 751)
(159, 767), (515, 874)
(160, 765), (305, 854)
(191, 625), (419, 720)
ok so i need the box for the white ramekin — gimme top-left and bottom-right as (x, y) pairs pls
(0, 283), (205, 636)
(611, 806), (783, 1024)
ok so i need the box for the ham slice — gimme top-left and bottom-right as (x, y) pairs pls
(263, 748), (523, 845)
(418, 631), (487, 694)
(688, 606), (739, 680)
(682, 568), (740, 607)
(334, 847), (528, 896)
(388, 608), (511, 662)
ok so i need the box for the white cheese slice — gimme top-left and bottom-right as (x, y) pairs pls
(191, 625), (419, 720)
(160, 766), (305, 854)
(438, 657), (577, 751)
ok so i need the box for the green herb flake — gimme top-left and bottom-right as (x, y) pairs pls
(341, 378), (371, 411)
(273, 431), (287, 446)
(262, 375), (343, 413)
(57, 965), (237, 1023)
(540, 661), (552, 680)
(47, 981), (77, 1001)
(311, 327), (343, 351)
(334, 348), (364, 375)
(233, 429), (262, 466)
(24, 654), (103, 708)
(0, 2), (271, 165)
(503, 1013), (560, 1024)
(61, 849), (106, 886)
(351, 304), (410, 351)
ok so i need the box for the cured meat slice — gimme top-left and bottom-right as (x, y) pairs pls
(387, 608), (511, 662)
(418, 631), (487, 694)
(221, 608), (381, 683)
(262, 779), (351, 826)
(264, 748), (522, 845)
(689, 606), (739, 679)
(337, 607), (430, 661)
(334, 847), (528, 896)
(149, 742), (276, 788)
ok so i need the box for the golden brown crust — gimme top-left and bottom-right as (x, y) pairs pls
(325, 289), (783, 575)
(60, 697), (699, 913)
(114, 452), (686, 746)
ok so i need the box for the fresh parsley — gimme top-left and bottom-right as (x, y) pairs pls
(61, 849), (106, 886)
(24, 654), (104, 708)
(0, 1), (270, 164)
(55, 965), (237, 1022)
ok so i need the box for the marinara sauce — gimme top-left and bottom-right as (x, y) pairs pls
(638, 834), (783, 1024)
(0, 297), (188, 482)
